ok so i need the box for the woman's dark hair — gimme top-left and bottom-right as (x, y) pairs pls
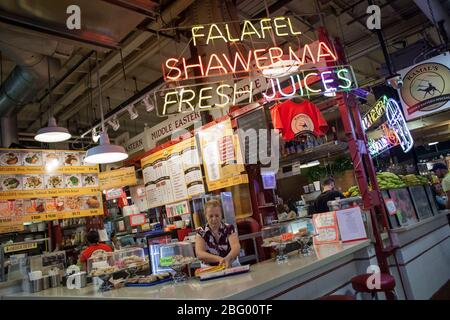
(86, 230), (100, 244)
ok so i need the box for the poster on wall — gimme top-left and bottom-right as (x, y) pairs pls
(0, 149), (103, 229)
(141, 137), (205, 209)
(197, 119), (248, 191)
(397, 52), (450, 121)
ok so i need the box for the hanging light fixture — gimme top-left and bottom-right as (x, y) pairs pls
(35, 57), (71, 143)
(85, 52), (128, 164)
(143, 95), (155, 112)
(127, 104), (139, 120)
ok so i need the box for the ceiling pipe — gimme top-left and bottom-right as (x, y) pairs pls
(28, 0), (195, 132)
(0, 28), (73, 117)
(413, 0), (450, 48)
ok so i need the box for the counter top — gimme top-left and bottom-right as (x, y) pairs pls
(4, 239), (371, 300)
(390, 212), (449, 233)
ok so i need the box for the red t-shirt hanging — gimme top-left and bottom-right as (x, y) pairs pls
(270, 100), (328, 140)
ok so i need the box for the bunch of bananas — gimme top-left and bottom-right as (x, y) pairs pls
(344, 185), (360, 197)
(376, 172), (406, 190)
(398, 174), (429, 186)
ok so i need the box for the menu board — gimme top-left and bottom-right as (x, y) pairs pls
(198, 119), (247, 191)
(312, 211), (340, 245)
(141, 137), (205, 209)
(0, 148), (103, 227)
(99, 167), (137, 191)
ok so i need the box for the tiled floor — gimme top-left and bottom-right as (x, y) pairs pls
(431, 280), (450, 300)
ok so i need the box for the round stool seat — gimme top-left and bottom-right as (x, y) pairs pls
(317, 294), (356, 300)
(351, 273), (396, 293)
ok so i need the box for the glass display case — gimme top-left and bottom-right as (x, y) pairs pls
(87, 247), (146, 277)
(157, 241), (197, 282)
(261, 223), (293, 263)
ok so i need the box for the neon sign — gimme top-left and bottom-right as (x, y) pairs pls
(191, 17), (302, 46)
(367, 96), (414, 157)
(156, 66), (357, 116)
(157, 16), (355, 116)
(163, 43), (337, 81)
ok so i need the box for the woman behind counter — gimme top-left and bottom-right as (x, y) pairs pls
(195, 199), (241, 268)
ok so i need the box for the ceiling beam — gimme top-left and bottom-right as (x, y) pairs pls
(26, 0), (195, 132)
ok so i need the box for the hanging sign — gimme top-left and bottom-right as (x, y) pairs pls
(99, 167), (137, 190)
(397, 52), (450, 121)
(4, 242), (38, 253)
(145, 111), (202, 149)
(124, 133), (145, 155)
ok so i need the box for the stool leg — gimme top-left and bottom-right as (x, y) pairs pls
(386, 290), (396, 300)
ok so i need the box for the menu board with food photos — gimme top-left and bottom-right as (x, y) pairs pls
(141, 137), (205, 209)
(0, 148), (103, 228)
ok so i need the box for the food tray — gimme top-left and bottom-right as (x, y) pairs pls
(124, 277), (172, 287)
(198, 265), (250, 281)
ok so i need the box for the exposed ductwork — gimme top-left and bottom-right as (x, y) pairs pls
(0, 28), (73, 146)
(0, 29), (72, 116)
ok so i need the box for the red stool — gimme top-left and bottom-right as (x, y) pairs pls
(317, 295), (355, 300)
(351, 273), (396, 300)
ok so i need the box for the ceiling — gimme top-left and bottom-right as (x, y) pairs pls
(0, 0), (447, 148)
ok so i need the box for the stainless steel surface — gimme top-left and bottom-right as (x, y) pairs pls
(77, 272), (87, 288)
(42, 276), (49, 290)
(49, 274), (61, 288)
(29, 278), (43, 293)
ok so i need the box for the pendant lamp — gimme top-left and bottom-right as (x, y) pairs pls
(84, 52), (128, 164)
(35, 58), (71, 143)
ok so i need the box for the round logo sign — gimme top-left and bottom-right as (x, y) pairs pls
(291, 114), (314, 135)
(400, 62), (450, 114)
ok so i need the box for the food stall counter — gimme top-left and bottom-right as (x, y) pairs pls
(3, 239), (373, 300)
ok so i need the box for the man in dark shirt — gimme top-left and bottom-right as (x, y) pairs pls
(314, 177), (345, 213)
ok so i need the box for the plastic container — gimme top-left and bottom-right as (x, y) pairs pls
(87, 247), (146, 277)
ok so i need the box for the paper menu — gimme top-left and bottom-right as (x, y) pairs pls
(312, 211), (340, 245)
(313, 211), (337, 228)
(335, 207), (367, 243)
